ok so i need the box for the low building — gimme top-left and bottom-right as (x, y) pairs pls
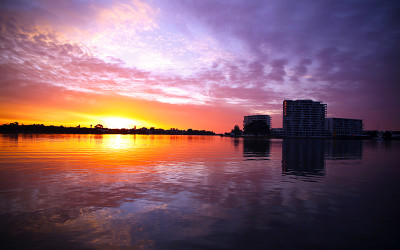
(243, 115), (271, 129)
(325, 118), (364, 137)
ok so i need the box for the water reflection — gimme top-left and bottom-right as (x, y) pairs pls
(1, 134), (399, 249)
(243, 138), (270, 159)
(282, 139), (364, 178)
(282, 139), (325, 177)
(232, 138), (240, 150)
(324, 139), (363, 160)
(1, 133), (19, 141)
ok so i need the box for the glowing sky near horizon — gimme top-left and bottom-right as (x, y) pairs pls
(0, 0), (399, 132)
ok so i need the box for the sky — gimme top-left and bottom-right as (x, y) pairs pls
(0, 0), (399, 132)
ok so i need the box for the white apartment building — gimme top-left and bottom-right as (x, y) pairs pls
(243, 115), (271, 129)
(325, 118), (364, 137)
(283, 100), (327, 137)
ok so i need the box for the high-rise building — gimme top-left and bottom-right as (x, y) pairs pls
(243, 115), (271, 129)
(325, 118), (364, 137)
(283, 100), (327, 137)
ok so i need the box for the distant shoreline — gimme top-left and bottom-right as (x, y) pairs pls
(1, 132), (396, 140)
(1, 123), (398, 140)
(0, 123), (215, 136)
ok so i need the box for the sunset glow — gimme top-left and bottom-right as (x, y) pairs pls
(0, 0), (399, 132)
(102, 117), (137, 129)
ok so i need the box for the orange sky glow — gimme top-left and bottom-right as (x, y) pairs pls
(1, 0), (399, 132)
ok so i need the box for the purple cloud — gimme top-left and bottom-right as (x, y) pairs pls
(1, 0), (400, 130)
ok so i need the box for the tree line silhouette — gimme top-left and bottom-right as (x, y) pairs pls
(0, 122), (215, 135)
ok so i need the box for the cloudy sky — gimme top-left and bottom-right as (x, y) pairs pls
(0, 0), (399, 132)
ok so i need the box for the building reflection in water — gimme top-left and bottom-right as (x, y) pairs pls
(282, 139), (363, 178)
(324, 139), (363, 160)
(282, 139), (325, 177)
(243, 138), (270, 159)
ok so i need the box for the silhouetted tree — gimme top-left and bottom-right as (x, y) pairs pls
(244, 120), (270, 136)
(231, 125), (242, 136)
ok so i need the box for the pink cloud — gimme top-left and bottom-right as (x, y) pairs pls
(1, 0), (400, 130)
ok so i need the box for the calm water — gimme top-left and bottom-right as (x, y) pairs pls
(0, 134), (399, 249)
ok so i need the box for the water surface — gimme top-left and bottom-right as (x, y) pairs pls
(0, 134), (399, 249)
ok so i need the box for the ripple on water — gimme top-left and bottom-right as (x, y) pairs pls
(0, 135), (400, 249)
